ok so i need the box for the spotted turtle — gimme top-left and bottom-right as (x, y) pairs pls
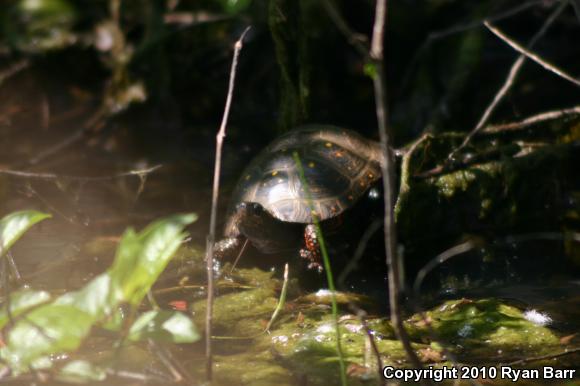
(215, 125), (383, 270)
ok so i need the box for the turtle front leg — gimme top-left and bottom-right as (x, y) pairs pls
(299, 224), (323, 272)
(214, 237), (242, 260)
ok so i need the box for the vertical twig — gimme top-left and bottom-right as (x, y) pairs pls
(205, 26), (251, 381)
(369, 0), (425, 372)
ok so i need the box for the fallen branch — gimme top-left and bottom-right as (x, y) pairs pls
(482, 105), (580, 134)
(205, 26), (251, 381)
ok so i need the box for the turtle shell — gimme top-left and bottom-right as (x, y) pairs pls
(225, 125), (382, 237)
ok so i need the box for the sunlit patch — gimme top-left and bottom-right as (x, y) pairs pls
(272, 335), (289, 344)
(314, 334), (328, 343)
(344, 323), (362, 333)
(523, 310), (552, 326)
(316, 323), (334, 333)
(315, 289), (333, 297)
(267, 184), (290, 204)
(271, 171), (278, 176)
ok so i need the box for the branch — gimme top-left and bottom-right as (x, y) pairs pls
(321, 0), (369, 58)
(0, 164), (162, 181)
(369, 0), (426, 374)
(205, 26), (251, 381)
(482, 105), (580, 134)
(485, 21), (580, 87)
(449, 1), (569, 159)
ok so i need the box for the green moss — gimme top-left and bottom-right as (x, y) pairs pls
(192, 287), (279, 334)
(407, 299), (560, 357)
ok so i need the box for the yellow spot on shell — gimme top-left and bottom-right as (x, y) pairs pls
(308, 162), (316, 168)
(272, 171), (278, 176)
(325, 142), (332, 148)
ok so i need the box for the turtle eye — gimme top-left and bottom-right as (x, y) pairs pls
(250, 202), (263, 213)
(235, 202), (248, 211)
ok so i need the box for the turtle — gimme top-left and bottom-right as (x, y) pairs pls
(215, 125), (383, 270)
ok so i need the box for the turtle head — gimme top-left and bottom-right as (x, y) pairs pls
(234, 202), (271, 235)
(233, 201), (301, 254)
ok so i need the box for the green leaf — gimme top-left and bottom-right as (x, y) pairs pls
(109, 213), (197, 306)
(58, 360), (107, 383)
(2, 304), (93, 373)
(0, 210), (51, 256)
(0, 214), (198, 375)
(0, 289), (51, 329)
(55, 274), (113, 318)
(128, 310), (200, 343)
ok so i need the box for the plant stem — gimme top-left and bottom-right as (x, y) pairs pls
(205, 26), (251, 381)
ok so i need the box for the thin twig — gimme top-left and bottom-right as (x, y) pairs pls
(148, 340), (192, 383)
(265, 263), (289, 332)
(413, 241), (476, 297)
(400, 0), (545, 93)
(450, 0), (569, 159)
(0, 59), (30, 86)
(482, 105), (580, 133)
(485, 21), (580, 87)
(26, 106), (108, 166)
(370, 0), (425, 373)
(321, 0), (369, 58)
(411, 241), (483, 386)
(394, 133), (431, 217)
(355, 309), (385, 386)
(229, 238), (249, 273)
(205, 26), (251, 382)
(337, 219), (381, 288)
(0, 164), (162, 181)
